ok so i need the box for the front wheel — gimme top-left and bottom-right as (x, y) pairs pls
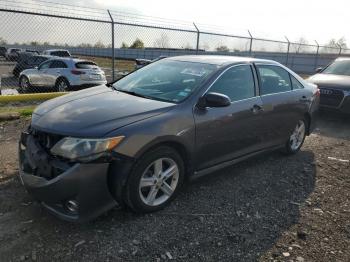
(18, 76), (31, 93)
(124, 146), (185, 213)
(284, 119), (307, 154)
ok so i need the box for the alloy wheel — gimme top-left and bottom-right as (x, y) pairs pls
(139, 158), (179, 207)
(20, 77), (29, 89)
(58, 80), (68, 92)
(289, 120), (306, 151)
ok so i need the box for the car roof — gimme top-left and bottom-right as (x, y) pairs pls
(335, 57), (350, 61)
(47, 57), (93, 63)
(168, 55), (279, 66)
(31, 55), (52, 59)
(44, 49), (70, 52)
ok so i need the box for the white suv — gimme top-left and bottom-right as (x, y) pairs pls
(19, 58), (107, 92)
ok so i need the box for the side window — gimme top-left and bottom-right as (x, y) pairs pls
(50, 61), (67, 69)
(39, 61), (51, 70)
(290, 74), (304, 89)
(257, 65), (291, 95)
(208, 65), (255, 102)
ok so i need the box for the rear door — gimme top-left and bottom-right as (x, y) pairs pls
(45, 60), (68, 87)
(194, 64), (266, 170)
(255, 64), (303, 146)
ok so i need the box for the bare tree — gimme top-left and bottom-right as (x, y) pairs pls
(322, 37), (347, 53)
(0, 37), (7, 45)
(94, 40), (105, 48)
(182, 42), (193, 49)
(216, 45), (229, 52)
(154, 33), (170, 48)
(291, 37), (308, 53)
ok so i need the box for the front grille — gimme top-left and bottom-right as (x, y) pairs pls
(30, 128), (63, 152)
(319, 88), (344, 108)
(21, 128), (70, 180)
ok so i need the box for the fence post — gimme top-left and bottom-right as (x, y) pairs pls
(193, 23), (200, 55)
(285, 36), (290, 67)
(314, 40), (320, 70)
(248, 30), (253, 56)
(107, 10), (115, 81)
(337, 44), (342, 55)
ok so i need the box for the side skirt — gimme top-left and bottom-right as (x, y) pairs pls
(190, 145), (283, 181)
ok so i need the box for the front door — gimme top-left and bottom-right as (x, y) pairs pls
(194, 64), (266, 171)
(30, 60), (52, 86)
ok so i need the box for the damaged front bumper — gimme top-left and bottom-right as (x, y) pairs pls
(18, 130), (118, 222)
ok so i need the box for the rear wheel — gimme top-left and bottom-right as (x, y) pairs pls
(124, 146), (185, 213)
(55, 78), (70, 92)
(18, 76), (31, 93)
(284, 119), (307, 154)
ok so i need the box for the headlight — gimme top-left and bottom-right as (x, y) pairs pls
(50, 136), (124, 161)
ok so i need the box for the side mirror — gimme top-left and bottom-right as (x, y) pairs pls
(197, 92), (231, 109)
(315, 67), (323, 73)
(34, 66), (39, 70)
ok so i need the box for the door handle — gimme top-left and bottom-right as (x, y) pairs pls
(251, 104), (264, 114)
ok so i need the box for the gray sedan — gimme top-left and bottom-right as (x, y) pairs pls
(19, 58), (107, 92)
(18, 56), (319, 222)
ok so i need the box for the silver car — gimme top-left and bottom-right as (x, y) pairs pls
(19, 58), (107, 92)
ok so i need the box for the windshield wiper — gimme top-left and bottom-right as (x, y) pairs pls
(114, 88), (152, 99)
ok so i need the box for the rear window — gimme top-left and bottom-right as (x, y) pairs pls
(51, 51), (71, 57)
(75, 61), (97, 69)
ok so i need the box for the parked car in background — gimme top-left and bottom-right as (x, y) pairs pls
(13, 55), (51, 77)
(307, 57), (350, 114)
(19, 58), (107, 92)
(18, 56), (319, 221)
(0, 46), (7, 57)
(42, 49), (71, 57)
(135, 56), (167, 70)
(5, 48), (22, 61)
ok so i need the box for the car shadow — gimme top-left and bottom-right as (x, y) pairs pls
(316, 110), (350, 140)
(94, 149), (315, 260)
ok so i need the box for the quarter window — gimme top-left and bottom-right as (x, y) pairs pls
(208, 65), (255, 102)
(257, 65), (292, 95)
(290, 74), (304, 89)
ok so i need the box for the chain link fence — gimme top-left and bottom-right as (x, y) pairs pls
(0, 0), (349, 94)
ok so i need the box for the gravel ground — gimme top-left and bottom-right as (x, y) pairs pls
(0, 112), (349, 262)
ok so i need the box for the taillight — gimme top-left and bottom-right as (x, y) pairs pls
(316, 88), (320, 96)
(71, 70), (85, 75)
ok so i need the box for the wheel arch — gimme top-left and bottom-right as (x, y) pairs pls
(107, 139), (193, 207)
(55, 76), (70, 87)
(134, 139), (193, 178)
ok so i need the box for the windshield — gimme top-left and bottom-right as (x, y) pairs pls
(322, 60), (350, 75)
(112, 60), (217, 103)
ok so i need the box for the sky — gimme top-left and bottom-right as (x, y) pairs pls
(0, 0), (349, 50)
(87, 0), (349, 44)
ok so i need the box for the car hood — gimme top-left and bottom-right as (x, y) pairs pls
(307, 74), (350, 91)
(31, 85), (176, 137)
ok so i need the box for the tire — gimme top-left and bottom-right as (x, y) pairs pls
(55, 78), (70, 92)
(124, 146), (185, 213)
(283, 118), (307, 155)
(18, 76), (31, 94)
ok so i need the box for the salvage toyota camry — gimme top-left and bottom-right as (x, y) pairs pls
(19, 56), (319, 222)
